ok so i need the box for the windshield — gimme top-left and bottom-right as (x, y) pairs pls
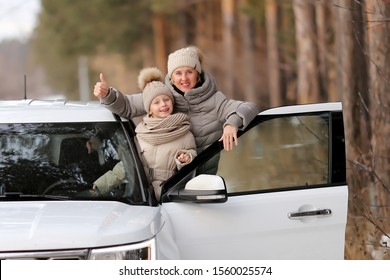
(0, 122), (145, 203)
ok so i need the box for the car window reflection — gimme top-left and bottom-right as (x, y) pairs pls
(216, 114), (329, 193)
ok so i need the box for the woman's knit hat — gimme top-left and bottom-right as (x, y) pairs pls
(138, 67), (174, 112)
(167, 46), (204, 78)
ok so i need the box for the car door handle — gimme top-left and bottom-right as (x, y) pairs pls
(288, 209), (332, 219)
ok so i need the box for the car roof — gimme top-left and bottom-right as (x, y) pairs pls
(260, 101), (342, 115)
(0, 99), (120, 123)
(0, 99), (342, 123)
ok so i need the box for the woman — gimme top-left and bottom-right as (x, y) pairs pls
(94, 46), (259, 173)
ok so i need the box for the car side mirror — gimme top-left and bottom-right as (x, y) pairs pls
(176, 174), (228, 203)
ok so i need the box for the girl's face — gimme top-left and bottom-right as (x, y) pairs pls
(171, 66), (199, 93)
(149, 94), (173, 118)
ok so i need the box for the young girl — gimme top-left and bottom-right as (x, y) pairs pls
(133, 67), (197, 199)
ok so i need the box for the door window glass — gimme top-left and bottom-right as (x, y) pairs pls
(216, 114), (329, 193)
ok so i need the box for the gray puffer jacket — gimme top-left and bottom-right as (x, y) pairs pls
(102, 71), (259, 154)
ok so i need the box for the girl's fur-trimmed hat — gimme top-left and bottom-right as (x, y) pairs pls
(138, 67), (174, 112)
(167, 46), (204, 78)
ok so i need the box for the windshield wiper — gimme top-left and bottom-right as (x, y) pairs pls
(3, 192), (23, 197)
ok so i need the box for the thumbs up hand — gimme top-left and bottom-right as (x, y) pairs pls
(94, 73), (110, 98)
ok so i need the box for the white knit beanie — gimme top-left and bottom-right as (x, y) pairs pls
(138, 67), (174, 112)
(167, 46), (203, 78)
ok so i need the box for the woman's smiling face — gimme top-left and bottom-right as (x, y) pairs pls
(171, 66), (199, 93)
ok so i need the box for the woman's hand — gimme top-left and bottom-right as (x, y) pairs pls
(94, 73), (110, 98)
(219, 124), (238, 151)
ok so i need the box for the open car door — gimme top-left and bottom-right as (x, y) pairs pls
(161, 103), (348, 259)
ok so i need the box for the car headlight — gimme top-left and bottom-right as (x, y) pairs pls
(88, 238), (156, 260)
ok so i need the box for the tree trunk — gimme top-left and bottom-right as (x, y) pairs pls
(196, 1), (208, 48)
(293, 0), (320, 103)
(315, 0), (327, 101)
(366, 0), (390, 237)
(265, 0), (282, 107)
(221, 0), (235, 98)
(336, 0), (372, 259)
(238, 0), (257, 103)
(153, 13), (168, 73)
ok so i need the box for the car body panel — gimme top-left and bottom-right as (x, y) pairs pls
(0, 201), (161, 251)
(163, 185), (348, 259)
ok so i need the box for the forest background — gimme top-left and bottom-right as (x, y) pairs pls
(1, 0), (389, 260)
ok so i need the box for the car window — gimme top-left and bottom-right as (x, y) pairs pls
(216, 113), (330, 193)
(0, 122), (145, 203)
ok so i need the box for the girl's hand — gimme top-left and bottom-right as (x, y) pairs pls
(177, 153), (190, 163)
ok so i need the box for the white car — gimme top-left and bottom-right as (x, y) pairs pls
(0, 99), (348, 259)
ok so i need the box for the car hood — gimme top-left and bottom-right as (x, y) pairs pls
(0, 200), (162, 251)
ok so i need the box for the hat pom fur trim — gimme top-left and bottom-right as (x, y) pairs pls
(138, 67), (164, 91)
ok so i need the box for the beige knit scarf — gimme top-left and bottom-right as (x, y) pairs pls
(135, 113), (191, 146)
